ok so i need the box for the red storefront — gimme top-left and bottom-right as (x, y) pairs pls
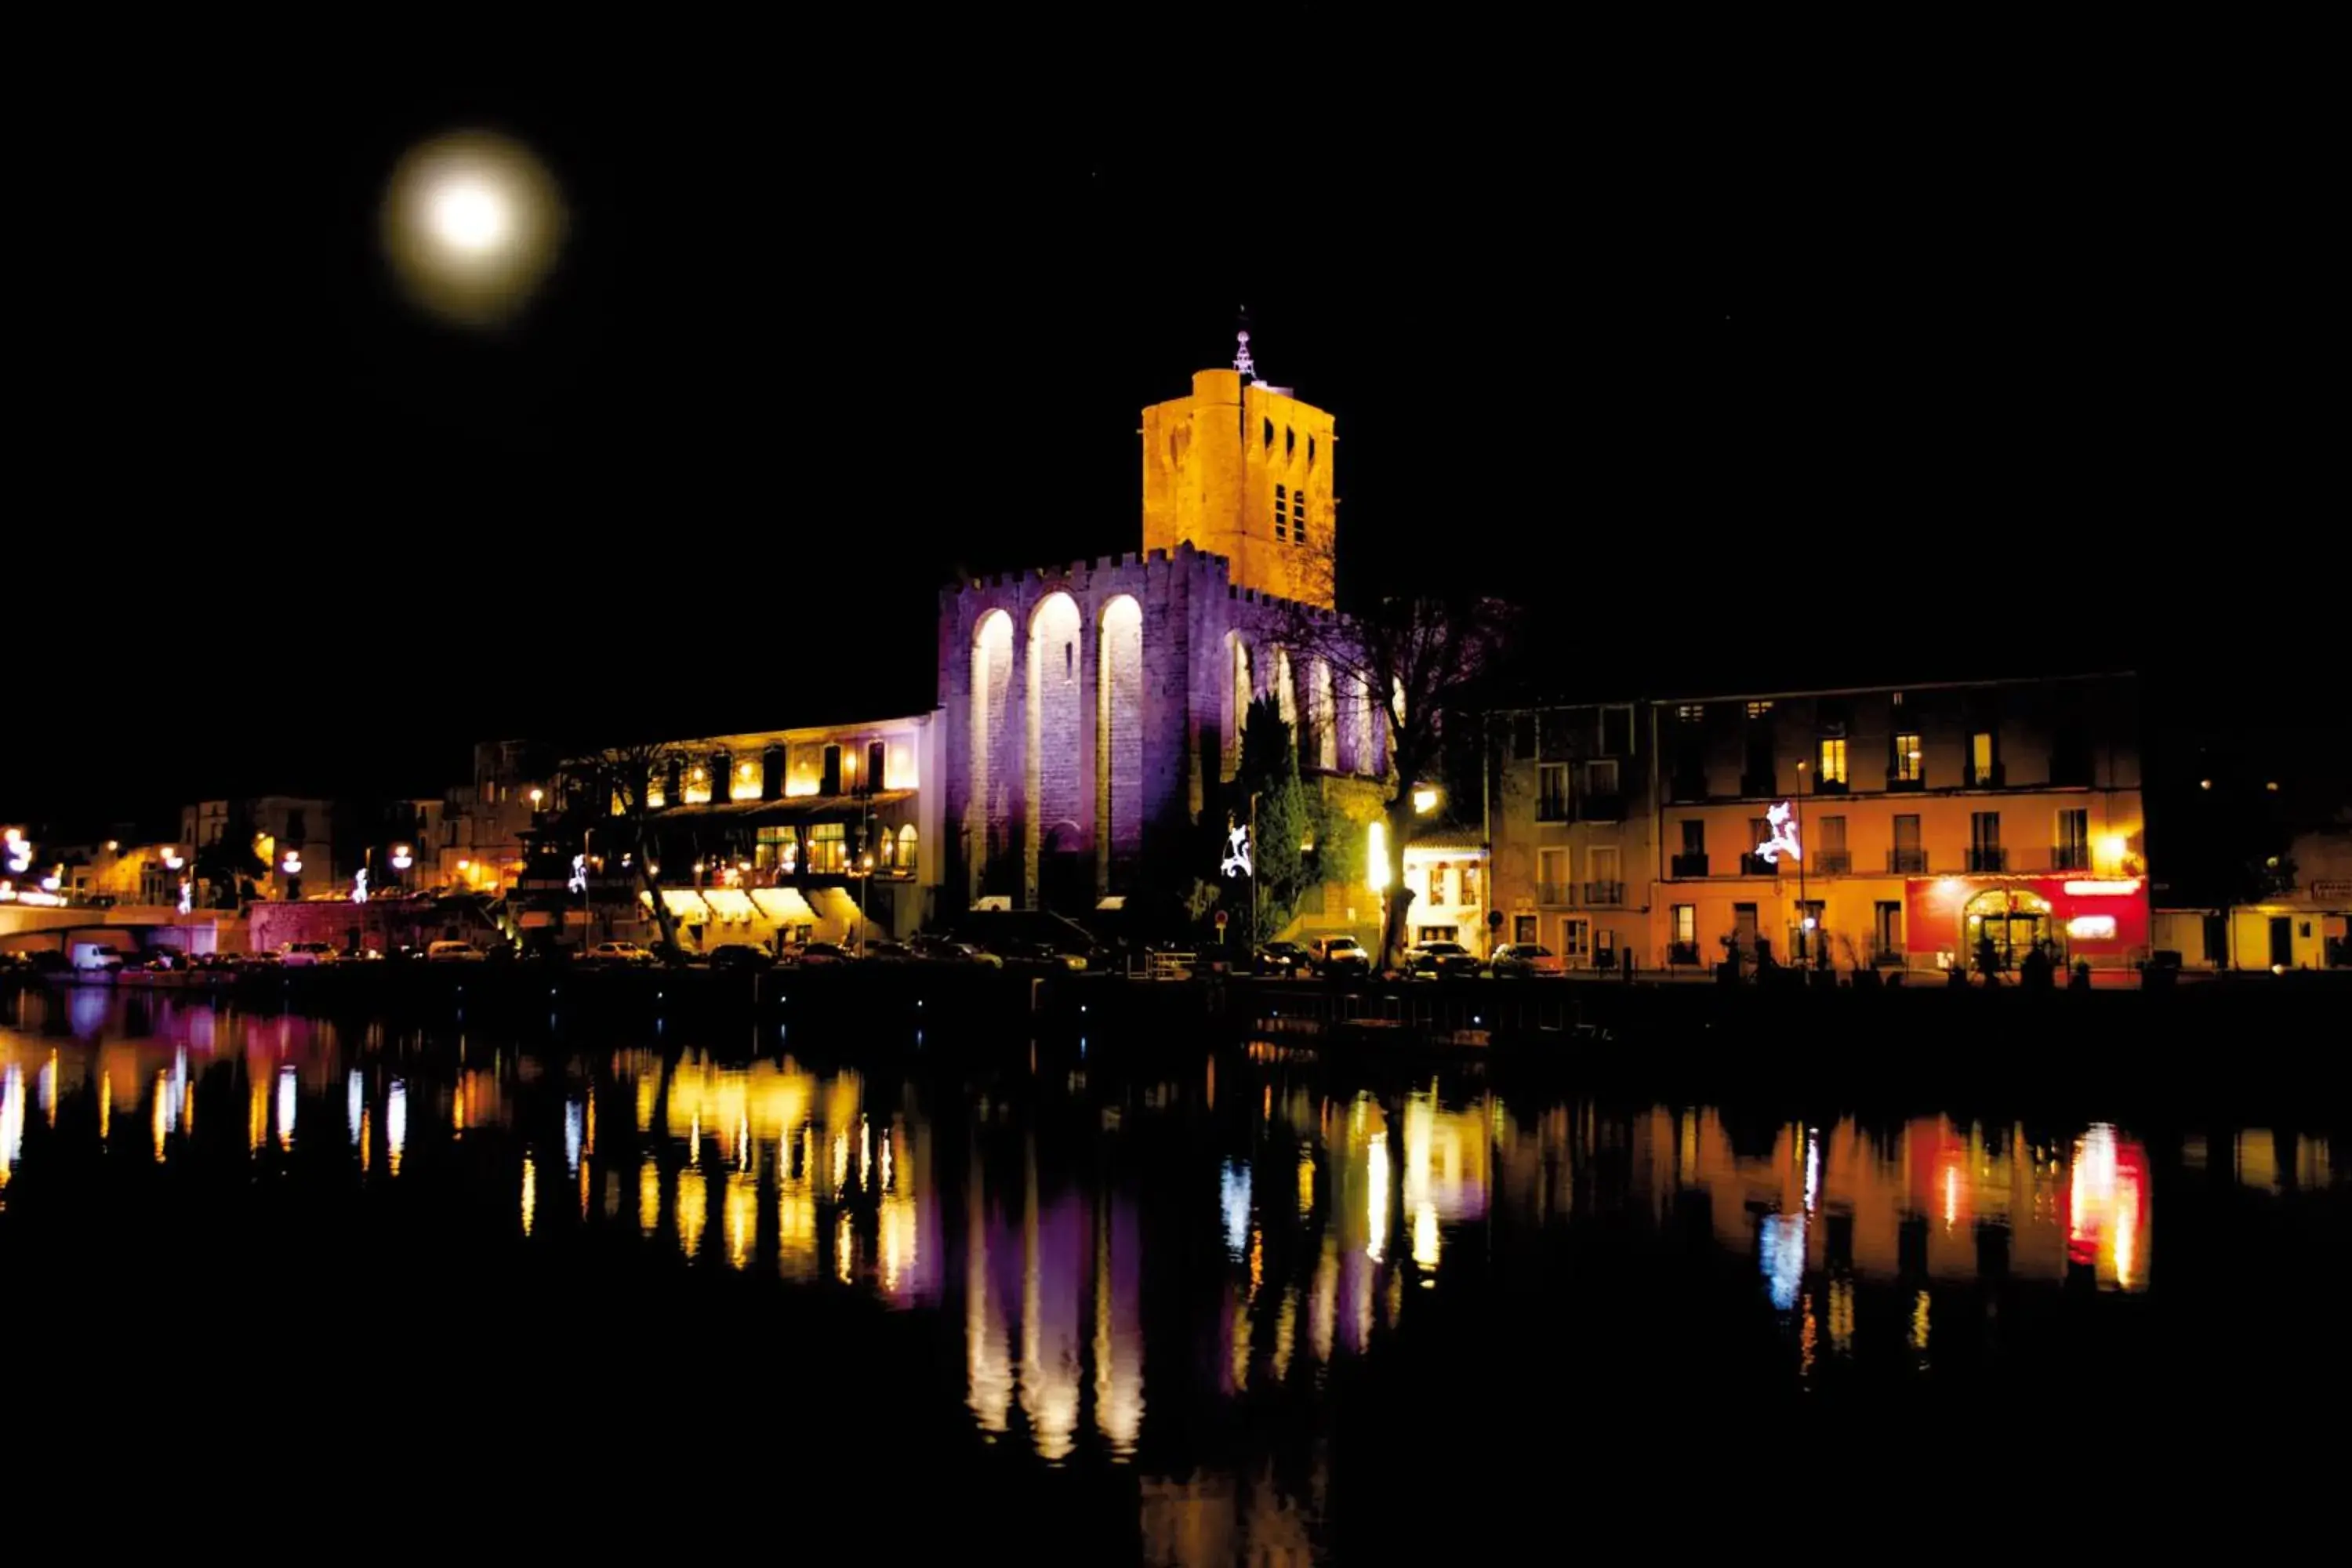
(1904, 875), (2150, 969)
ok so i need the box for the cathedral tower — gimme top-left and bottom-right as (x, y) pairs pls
(1140, 328), (1336, 610)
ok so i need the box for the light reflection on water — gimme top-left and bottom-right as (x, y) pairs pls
(2, 989), (2345, 1556)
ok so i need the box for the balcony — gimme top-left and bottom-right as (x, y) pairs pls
(1738, 853), (1782, 877)
(1582, 880), (1625, 906)
(1814, 850), (1852, 875)
(2051, 844), (2092, 873)
(1670, 852), (1709, 879)
(1810, 776), (1849, 797)
(1577, 793), (1625, 822)
(1885, 769), (1926, 792)
(1964, 762), (2007, 789)
(1887, 848), (1929, 873)
(1966, 846), (2006, 873)
(1535, 881), (1571, 906)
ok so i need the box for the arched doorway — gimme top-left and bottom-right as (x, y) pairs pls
(1963, 886), (2052, 971)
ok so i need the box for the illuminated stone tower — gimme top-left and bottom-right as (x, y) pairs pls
(1141, 328), (1336, 610)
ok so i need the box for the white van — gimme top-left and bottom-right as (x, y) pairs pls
(69, 942), (130, 972)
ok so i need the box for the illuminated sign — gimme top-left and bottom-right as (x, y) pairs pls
(1221, 825), (1252, 879)
(2066, 914), (2118, 940)
(1754, 801), (1802, 865)
(2063, 879), (2140, 897)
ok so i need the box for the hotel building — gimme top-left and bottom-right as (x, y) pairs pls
(1487, 673), (2148, 974)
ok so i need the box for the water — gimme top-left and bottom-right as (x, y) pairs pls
(3, 989), (2346, 1559)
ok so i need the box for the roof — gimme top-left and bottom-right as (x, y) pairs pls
(1403, 824), (1487, 853)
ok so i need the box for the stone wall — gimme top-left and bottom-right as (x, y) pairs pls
(938, 541), (1377, 915)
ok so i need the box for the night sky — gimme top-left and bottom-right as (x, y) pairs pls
(11, 49), (2337, 836)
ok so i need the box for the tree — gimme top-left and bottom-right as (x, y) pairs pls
(1269, 546), (1514, 971)
(1237, 695), (1316, 944)
(193, 800), (267, 909)
(560, 739), (686, 953)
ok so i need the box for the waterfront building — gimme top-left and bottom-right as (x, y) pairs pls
(939, 338), (1388, 919)
(1486, 702), (1651, 970)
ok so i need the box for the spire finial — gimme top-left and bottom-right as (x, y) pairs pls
(1232, 304), (1256, 382)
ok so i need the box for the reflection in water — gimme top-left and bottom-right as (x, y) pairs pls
(5, 993), (2348, 1559)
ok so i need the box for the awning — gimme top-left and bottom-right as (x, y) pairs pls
(750, 887), (817, 924)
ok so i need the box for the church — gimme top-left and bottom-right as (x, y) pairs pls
(938, 333), (1393, 916)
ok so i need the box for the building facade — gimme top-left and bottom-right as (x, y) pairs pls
(1486, 674), (2149, 974)
(1487, 702), (1653, 969)
(539, 712), (946, 952)
(1648, 674), (2146, 972)
(939, 344), (1388, 916)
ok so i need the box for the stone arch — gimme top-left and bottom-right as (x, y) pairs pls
(1096, 594), (1143, 887)
(1312, 658), (1338, 771)
(1025, 592), (1085, 907)
(896, 823), (918, 877)
(970, 609), (1016, 899)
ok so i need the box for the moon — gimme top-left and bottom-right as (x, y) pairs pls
(382, 130), (564, 328)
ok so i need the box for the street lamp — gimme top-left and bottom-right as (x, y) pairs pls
(1795, 760), (1810, 966)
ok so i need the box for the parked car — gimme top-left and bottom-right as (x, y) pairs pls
(1489, 942), (1563, 978)
(782, 941), (851, 967)
(911, 935), (1002, 968)
(426, 940), (483, 964)
(280, 942), (338, 967)
(1254, 940), (1314, 977)
(1403, 940), (1481, 979)
(999, 940), (1089, 973)
(708, 943), (776, 973)
(586, 942), (657, 967)
(862, 940), (917, 963)
(1310, 935), (1371, 978)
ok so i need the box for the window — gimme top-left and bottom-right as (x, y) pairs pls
(1672, 905), (1697, 945)
(1275, 482), (1290, 542)
(1537, 764), (1568, 821)
(1746, 700), (1774, 720)
(1601, 705), (1633, 755)
(867, 740), (887, 789)
(1587, 845), (1621, 902)
(684, 764), (712, 804)
(1875, 900), (1904, 956)
(1969, 811), (2002, 872)
(1819, 815), (1848, 873)
(1511, 714), (1537, 760)
(1065, 641), (1075, 683)
(1285, 426), (1295, 458)
(1681, 819), (1705, 855)
(1894, 732), (1923, 782)
(807, 822), (847, 874)
(1513, 914), (1537, 944)
(897, 824), (917, 874)
(1459, 863), (1481, 910)
(1892, 814), (1924, 873)
(1971, 732), (1994, 776)
(1263, 417), (1274, 448)
(1676, 704), (1704, 723)
(1584, 759), (1620, 805)
(2056, 808), (2089, 871)
(1294, 487), (1308, 547)
(1817, 737), (1848, 785)
(1537, 848), (1568, 902)
(1561, 917), (1591, 961)
(821, 745), (842, 796)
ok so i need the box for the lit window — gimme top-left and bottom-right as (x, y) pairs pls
(1817, 737), (1847, 785)
(808, 822), (846, 874)
(684, 764), (712, 805)
(1275, 483), (1289, 542)
(1971, 731), (1994, 779)
(1672, 905), (1697, 945)
(1293, 486), (1307, 547)
(1676, 704), (1704, 723)
(1894, 733), (1923, 782)
(645, 780), (666, 809)
(1746, 701), (1773, 720)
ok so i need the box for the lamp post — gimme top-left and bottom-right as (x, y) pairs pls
(581, 826), (594, 952)
(1795, 760), (1810, 967)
